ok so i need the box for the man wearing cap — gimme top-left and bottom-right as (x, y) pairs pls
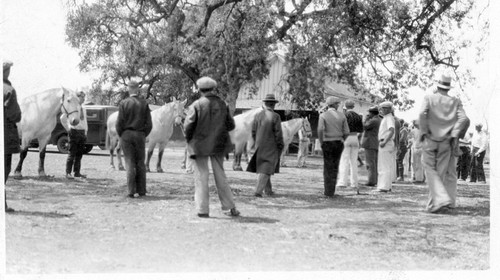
(376, 101), (397, 192)
(337, 99), (363, 193)
(247, 93), (284, 197)
(469, 124), (488, 183)
(3, 60), (22, 212)
(419, 74), (469, 213)
(116, 78), (153, 198)
(317, 96), (349, 197)
(184, 76), (240, 217)
(361, 105), (382, 187)
(61, 90), (88, 179)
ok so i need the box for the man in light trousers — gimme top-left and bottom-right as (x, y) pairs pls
(419, 74), (469, 213)
(376, 101), (396, 192)
(337, 99), (363, 193)
(184, 77), (240, 218)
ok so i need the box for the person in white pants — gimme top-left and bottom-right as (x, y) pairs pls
(337, 100), (363, 193)
(376, 101), (396, 192)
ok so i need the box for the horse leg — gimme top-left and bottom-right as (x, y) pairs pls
(146, 146), (154, 173)
(156, 145), (166, 173)
(38, 146), (48, 177)
(109, 147), (116, 169)
(280, 144), (289, 167)
(117, 145), (125, 170)
(13, 147), (29, 178)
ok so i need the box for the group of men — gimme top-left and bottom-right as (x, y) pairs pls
(3, 62), (486, 216)
(317, 73), (474, 213)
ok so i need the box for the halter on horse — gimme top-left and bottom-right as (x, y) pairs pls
(280, 117), (312, 167)
(14, 87), (82, 177)
(145, 99), (186, 172)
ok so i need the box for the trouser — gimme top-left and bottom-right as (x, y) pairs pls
(66, 129), (86, 175)
(194, 155), (236, 214)
(322, 141), (344, 196)
(456, 146), (471, 180)
(121, 130), (147, 195)
(411, 146), (425, 182)
(337, 135), (359, 187)
(469, 147), (486, 182)
(422, 138), (457, 212)
(255, 173), (273, 195)
(364, 149), (378, 185)
(297, 139), (310, 167)
(396, 145), (408, 179)
(5, 153), (12, 210)
(377, 147), (396, 191)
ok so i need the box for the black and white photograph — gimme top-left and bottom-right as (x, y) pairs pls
(1, 0), (498, 279)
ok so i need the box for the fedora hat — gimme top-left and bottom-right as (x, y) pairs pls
(368, 105), (379, 114)
(3, 59), (13, 70)
(379, 101), (393, 108)
(344, 99), (355, 109)
(436, 74), (452, 90)
(262, 94), (279, 103)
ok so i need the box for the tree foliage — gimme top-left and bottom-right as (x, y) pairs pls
(65, 0), (486, 111)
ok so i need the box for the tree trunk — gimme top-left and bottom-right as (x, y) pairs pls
(226, 81), (240, 115)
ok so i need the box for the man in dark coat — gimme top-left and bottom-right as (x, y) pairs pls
(3, 60), (22, 212)
(184, 76), (240, 218)
(247, 94), (284, 197)
(116, 78), (153, 198)
(361, 105), (381, 186)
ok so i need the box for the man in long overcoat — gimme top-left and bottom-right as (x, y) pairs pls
(361, 105), (381, 186)
(3, 60), (22, 212)
(247, 94), (284, 197)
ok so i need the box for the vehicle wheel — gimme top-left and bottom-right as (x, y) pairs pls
(83, 145), (93, 154)
(56, 135), (70, 154)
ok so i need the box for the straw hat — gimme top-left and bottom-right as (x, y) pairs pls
(262, 94), (279, 103)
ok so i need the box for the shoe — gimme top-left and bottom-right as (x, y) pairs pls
(254, 193), (263, 198)
(197, 213), (209, 218)
(396, 177), (404, 182)
(225, 208), (240, 217)
(66, 174), (74, 179)
(430, 204), (451, 214)
(375, 189), (391, 193)
(127, 194), (135, 198)
(265, 191), (275, 196)
(5, 207), (15, 213)
(74, 173), (87, 178)
(138, 193), (146, 197)
(364, 183), (376, 187)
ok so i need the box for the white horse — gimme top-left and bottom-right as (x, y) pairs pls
(145, 99), (186, 172)
(229, 107), (263, 171)
(280, 117), (312, 167)
(106, 99), (186, 171)
(14, 87), (82, 177)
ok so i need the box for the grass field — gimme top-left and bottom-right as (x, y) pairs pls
(4, 145), (490, 273)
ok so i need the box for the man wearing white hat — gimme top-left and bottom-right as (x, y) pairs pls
(419, 73), (469, 213)
(184, 76), (240, 217)
(376, 101), (396, 192)
(3, 60), (22, 212)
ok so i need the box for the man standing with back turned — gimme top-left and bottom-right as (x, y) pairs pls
(317, 96), (349, 197)
(116, 78), (153, 198)
(184, 76), (240, 218)
(419, 74), (468, 213)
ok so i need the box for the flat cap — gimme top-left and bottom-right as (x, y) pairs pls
(196, 76), (217, 90)
(344, 99), (355, 109)
(379, 101), (393, 108)
(326, 96), (340, 105)
(3, 60), (13, 70)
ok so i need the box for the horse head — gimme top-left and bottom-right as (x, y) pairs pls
(173, 99), (187, 125)
(302, 117), (313, 138)
(60, 87), (82, 126)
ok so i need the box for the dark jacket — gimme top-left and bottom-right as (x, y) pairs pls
(116, 95), (153, 137)
(247, 106), (284, 175)
(3, 79), (22, 154)
(184, 92), (235, 157)
(361, 114), (381, 150)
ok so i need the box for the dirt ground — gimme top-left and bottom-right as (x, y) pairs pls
(4, 144), (490, 273)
